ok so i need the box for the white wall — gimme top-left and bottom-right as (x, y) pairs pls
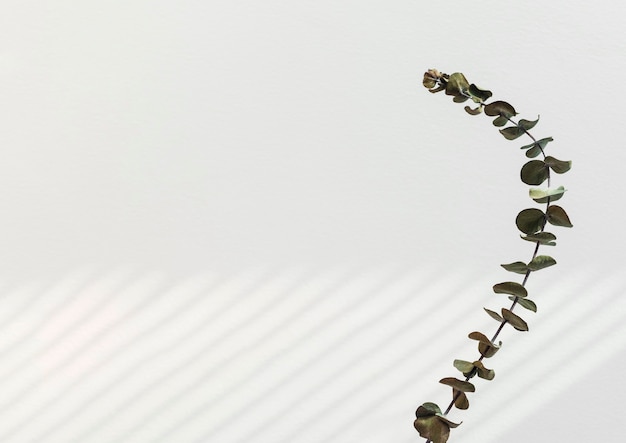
(0, 1), (624, 442)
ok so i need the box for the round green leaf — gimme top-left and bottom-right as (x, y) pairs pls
(479, 342), (498, 358)
(423, 77), (437, 89)
(521, 137), (553, 151)
(521, 231), (557, 246)
(416, 402), (442, 417)
(521, 137), (553, 158)
(468, 331), (501, 358)
(484, 100), (517, 117)
(518, 116), (539, 130)
(502, 308), (529, 331)
(445, 72), (470, 97)
(453, 390), (470, 410)
(414, 409), (461, 443)
(464, 105), (482, 115)
(468, 331), (491, 344)
(521, 160), (549, 185)
(473, 361), (495, 380)
(492, 115), (508, 127)
(545, 156), (572, 174)
(510, 296), (537, 312)
(547, 205), (573, 227)
(468, 83), (492, 102)
(500, 261), (529, 274)
(529, 186), (566, 203)
(500, 126), (524, 140)
(527, 255), (557, 271)
(493, 281), (528, 297)
(439, 377), (475, 392)
(453, 359), (475, 373)
(516, 208), (546, 234)
(414, 415), (452, 443)
(525, 144), (543, 158)
(484, 307), (504, 322)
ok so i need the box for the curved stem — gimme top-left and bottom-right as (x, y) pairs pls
(422, 116), (552, 443)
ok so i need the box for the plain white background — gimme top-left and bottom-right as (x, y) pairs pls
(0, 1), (624, 442)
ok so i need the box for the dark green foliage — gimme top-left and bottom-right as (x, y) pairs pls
(491, 115), (508, 127)
(521, 137), (553, 158)
(484, 307), (505, 321)
(527, 255), (557, 271)
(445, 73), (470, 98)
(453, 391), (469, 410)
(464, 105), (482, 115)
(500, 126), (525, 140)
(502, 308), (529, 331)
(493, 281), (528, 298)
(468, 331), (501, 358)
(453, 359), (475, 373)
(529, 186), (566, 203)
(439, 377), (476, 409)
(547, 205), (573, 227)
(510, 296), (537, 312)
(521, 231), (557, 246)
(500, 261), (529, 274)
(439, 377), (476, 392)
(545, 156), (572, 174)
(501, 255), (555, 275)
(453, 359), (496, 380)
(521, 160), (549, 185)
(414, 403), (460, 443)
(516, 208), (546, 234)
(473, 360), (496, 380)
(518, 117), (539, 131)
(417, 69), (572, 442)
(484, 100), (517, 118)
(468, 84), (493, 102)
(472, 361), (495, 380)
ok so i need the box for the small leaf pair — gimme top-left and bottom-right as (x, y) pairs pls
(501, 255), (556, 275)
(414, 402), (460, 443)
(440, 377), (475, 410)
(453, 359), (495, 381)
(499, 117), (539, 140)
(515, 206), (573, 234)
(521, 137), (553, 158)
(468, 331), (501, 358)
(485, 307), (529, 330)
(521, 157), (571, 185)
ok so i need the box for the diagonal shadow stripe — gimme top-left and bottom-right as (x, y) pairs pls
(468, 273), (626, 440)
(2, 264), (599, 442)
(215, 268), (480, 443)
(143, 266), (413, 441)
(0, 267), (135, 381)
(22, 266), (282, 442)
(317, 270), (615, 442)
(0, 267), (269, 441)
(0, 272), (92, 356)
(92, 264), (366, 442)
(151, 266), (479, 442)
(0, 270), (175, 440)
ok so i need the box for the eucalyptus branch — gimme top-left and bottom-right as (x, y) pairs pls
(415, 69), (573, 443)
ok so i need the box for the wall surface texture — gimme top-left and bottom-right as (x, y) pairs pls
(0, 1), (624, 442)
